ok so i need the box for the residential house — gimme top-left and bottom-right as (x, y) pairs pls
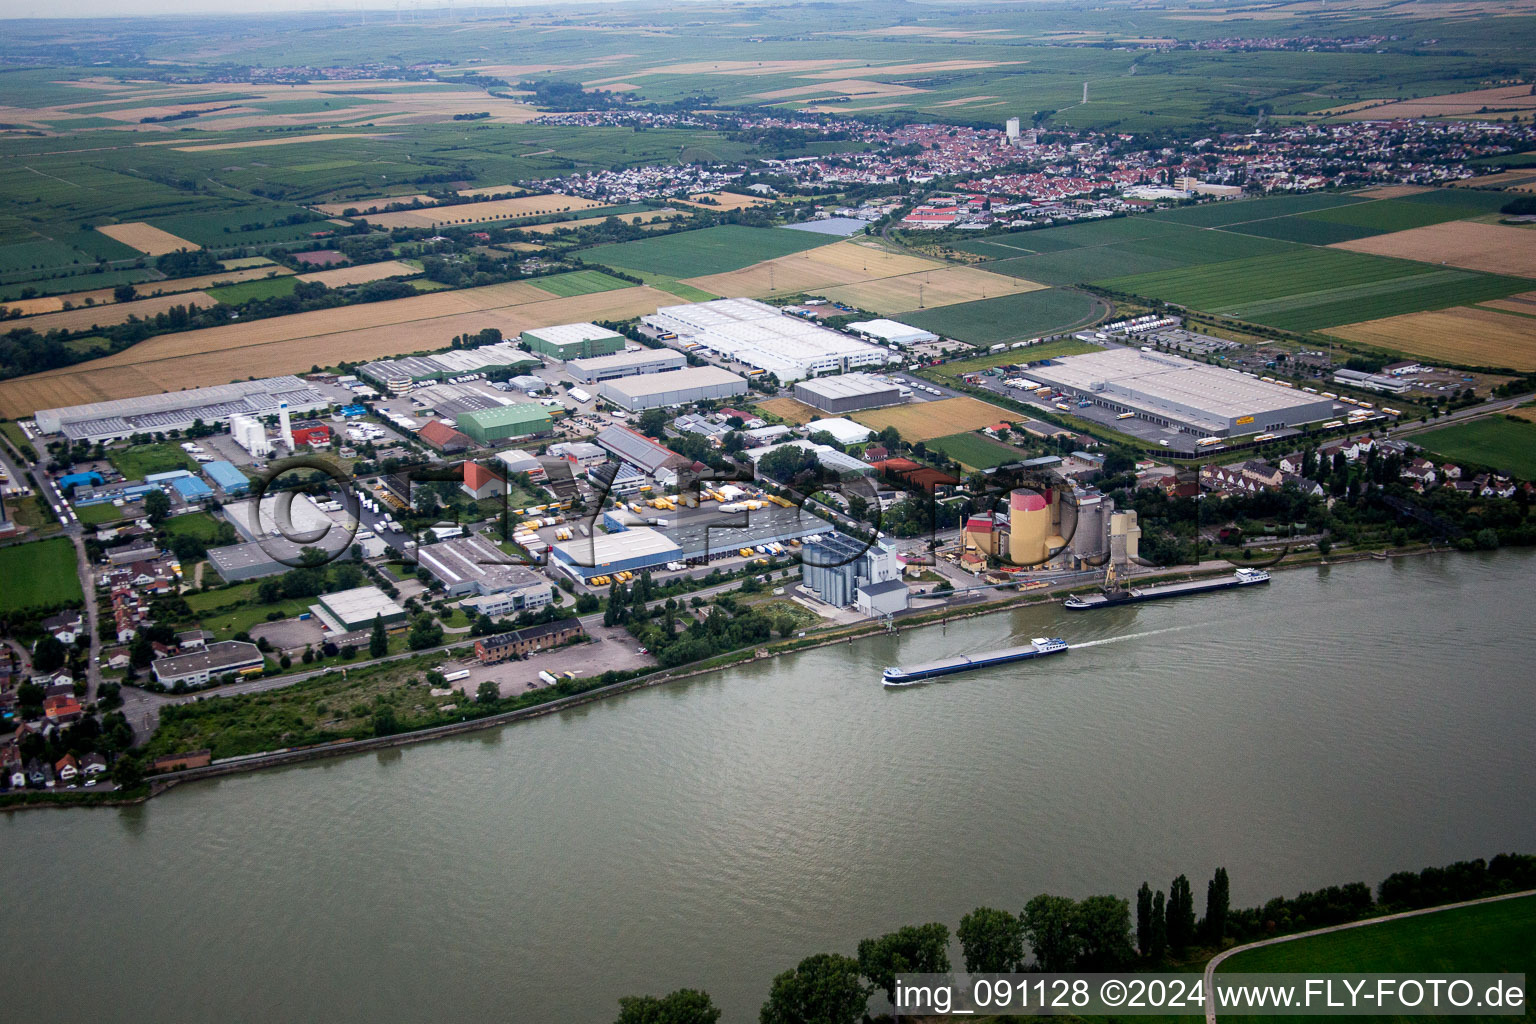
(55, 753), (79, 782)
(81, 752), (107, 776)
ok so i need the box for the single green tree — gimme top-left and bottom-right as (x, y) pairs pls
(1074, 895), (1135, 970)
(614, 989), (720, 1024)
(957, 906), (1025, 973)
(32, 635), (67, 673)
(476, 680), (499, 703)
(1204, 867), (1230, 945)
(759, 953), (869, 1024)
(143, 488), (171, 524)
(1136, 882), (1153, 958)
(1022, 894), (1080, 973)
(369, 614), (388, 658)
(857, 922), (950, 1004)
(1168, 875), (1196, 955)
(1150, 889), (1168, 962)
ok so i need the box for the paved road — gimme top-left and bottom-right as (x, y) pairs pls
(1201, 888), (1536, 1024)
(1384, 392), (1533, 440)
(70, 532), (102, 699)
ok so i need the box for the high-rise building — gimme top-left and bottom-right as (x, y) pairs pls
(1006, 116), (1021, 142)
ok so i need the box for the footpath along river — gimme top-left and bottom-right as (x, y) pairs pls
(2, 550), (1533, 1023)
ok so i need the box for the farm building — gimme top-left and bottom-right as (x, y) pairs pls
(1027, 349), (1335, 437)
(417, 419), (473, 453)
(793, 373), (905, 414)
(34, 376), (333, 443)
(456, 403), (552, 445)
(644, 298), (892, 382)
(567, 348), (686, 384)
(846, 319), (939, 347)
(461, 461), (506, 500)
(521, 323), (625, 361)
(597, 366), (747, 412)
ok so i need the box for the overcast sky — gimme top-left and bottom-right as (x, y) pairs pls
(0, 0), (595, 18)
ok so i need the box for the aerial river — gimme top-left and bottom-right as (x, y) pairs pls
(3, 550), (1533, 1022)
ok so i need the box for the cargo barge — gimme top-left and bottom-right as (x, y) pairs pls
(1064, 567), (1270, 610)
(883, 637), (1069, 686)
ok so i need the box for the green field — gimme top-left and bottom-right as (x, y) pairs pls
(1416, 417), (1536, 479)
(529, 268), (634, 298)
(0, 538), (82, 613)
(584, 225), (835, 278)
(1147, 192), (1372, 227)
(109, 442), (195, 480)
(1218, 894), (1536, 1024)
(1101, 249), (1529, 333)
(76, 501), (126, 525)
(896, 288), (1104, 346)
(161, 511), (225, 542)
(926, 431), (1023, 470)
(927, 337), (1102, 379)
(206, 275), (299, 304)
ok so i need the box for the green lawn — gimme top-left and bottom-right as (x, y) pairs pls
(76, 501), (126, 525)
(1218, 894), (1536, 1024)
(161, 511), (224, 542)
(529, 268), (634, 297)
(896, 288), (1104, 346)
(206, 275), (299, 304)
(0, 420), (30, 451)
(0, 538), (81, 613)
(1416, 416), (1536, 479)
(109, 442), (195, 481)
(584, 225), (836, 278)
(626, 270), (719, 302)
(926, 431), (1023, 470)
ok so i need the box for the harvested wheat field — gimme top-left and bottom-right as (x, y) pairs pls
(753, 397), (821, 425)
(95, 222), (200, 255)
(1337, 83), (1536, 120)
(1480, 290), (1536, 315)
(1331, 221), (1536, 277)
(1451, 169), (1536, 192)
(517, 209), (683, 235)
(683, 240), (943, 298)
(362, 195), (608, 229)
(0, 267), (291, 316)
(14, 291), (219, 335)
(851, 397), (1015, 443)
(679, 192), (773, 211)
(312, 194), (439, 216)
(0, 284), (675, 417)
(297, 260), (419, 287)
(169, 133), (382, 152)
(1359, 184), (1434, 198)
(1509, 405), (1536, 423)
(824, 266), (1043, 315)
(1328, 306), (1536, 372)
(752, 79), (926, 101)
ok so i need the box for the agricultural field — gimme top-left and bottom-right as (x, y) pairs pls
(1101, 248), (1529, 334)
(206, 277), (298, 304)
(1416, 418), (1536, 479)
(0, 282), (677, 417)
(682, 238), (940, 298)
(851, 396), (1015, 442)
(1332, 221), (1536, 278)
(93, 222), (201, 256)
(529, 269), (635, 298)
(4, 291), (218, 334)
(109, 442), (196, 480)
(925, 431), (1022, 471)
(295, 260), (418, 287)
(360, 195), (609, 230)
(894, 288), (1105, 345)
(0, 538), (82, 613)
(821, 265), (1041, 314)
(1329, 306), (1536, 372)
(586, 225), (837, 278)
(0, 266), (294, 317)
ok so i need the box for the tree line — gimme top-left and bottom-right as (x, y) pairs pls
(608, 853), (1536, 1023)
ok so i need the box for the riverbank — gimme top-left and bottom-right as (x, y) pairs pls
(4, 541), (1458, 810)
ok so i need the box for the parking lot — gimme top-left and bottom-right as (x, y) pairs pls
(443, 624), (656, 698)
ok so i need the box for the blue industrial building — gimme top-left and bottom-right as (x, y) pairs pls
(204, 460), (250, 495)
(58, 471), (104, 490)
(170, 475), (214, 502)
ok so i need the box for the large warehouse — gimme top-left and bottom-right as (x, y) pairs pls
(522, 323), (625, 361)
(793, 372), (905, 414)
(598, 366), (747, 411)
(34, 376), (336, 443)
(359, 342), (540, 393)
(568, 348), (686, 384)
(1028, 349), (1335, 437)
(456, 403), (553, 444)
(644, 298), (892, 382)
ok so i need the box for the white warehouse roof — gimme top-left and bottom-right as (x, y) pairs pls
(806, 417), (875, 445)
(644, 298), (892, 382)
(847, 318), (939, 346)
